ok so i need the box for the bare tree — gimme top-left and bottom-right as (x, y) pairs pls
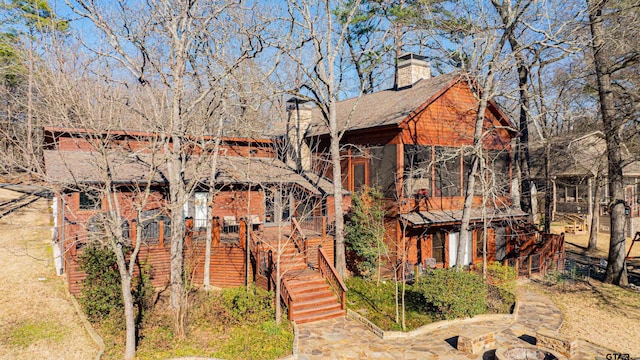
(587, 0), (640, 286)
(274, 0), (365, 278)
(32, 50), (165, 357)
(66, 0), (265, 333)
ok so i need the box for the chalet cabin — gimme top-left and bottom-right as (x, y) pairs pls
(44, 127), (345, 323)
(531, 132), (640, 237)
(284, 54), (545, 271)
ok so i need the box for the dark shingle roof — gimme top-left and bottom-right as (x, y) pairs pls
(305, 73), (460, 136)
(44, 150), (330, 195)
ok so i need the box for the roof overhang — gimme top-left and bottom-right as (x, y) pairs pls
(400, 207), (528, 227)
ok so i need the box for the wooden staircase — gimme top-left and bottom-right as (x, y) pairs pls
(285, 271), (345, 323)
(255, 220), (346, 324)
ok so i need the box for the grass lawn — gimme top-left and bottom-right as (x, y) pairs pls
(522, 229), (640, 357)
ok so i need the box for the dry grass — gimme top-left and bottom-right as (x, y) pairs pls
(0, 189), (98, 359)
(551, 224), (640, 266)
(526, 279), (640, 357)
(524, 228), (640, 357)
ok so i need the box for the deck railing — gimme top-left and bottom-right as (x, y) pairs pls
(504, 233), (565, 277)
(296, 216), (327, 237)
(317, 246), (347, 310)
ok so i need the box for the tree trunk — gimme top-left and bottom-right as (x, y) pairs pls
(119, 269), (136, 359)
(544, 142), (552, 233)
(457, 94), (491, 267)
(588, 178), (601, 251)
(329, 103), (347, 278)
(204, 196), (212, 290)
(588, 0), (628, 286)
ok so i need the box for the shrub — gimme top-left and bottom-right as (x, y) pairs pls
(78, 244), (155, 323)
(483, 262), (516, 313)
(221, 286), (275, 325)
(78, 244), (123, 322)
(345, 186), (387, 277)
(415, 269), (487, 320)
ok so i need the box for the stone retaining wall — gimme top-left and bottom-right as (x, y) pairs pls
(536, 328), (578, 358)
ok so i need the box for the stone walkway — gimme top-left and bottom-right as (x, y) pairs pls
(296, 285), (612, 359)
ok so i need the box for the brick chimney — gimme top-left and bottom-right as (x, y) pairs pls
(396, 53), (431, 89)
(285, 97), (313, 171)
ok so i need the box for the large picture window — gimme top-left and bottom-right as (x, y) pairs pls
(404, 145), (431, 197)
(435, 147), (461, 197)
(488, 150), (510, 195)
(370, 145), (397, 198)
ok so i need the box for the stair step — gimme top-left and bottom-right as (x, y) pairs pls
(291, 301), (341, 316)
(292, 308), (345, 324)
(290, 295), (339, 310)
(293, 289), (335, 302)
(288, 282), (330, 295)
(287, 276), (325, 286)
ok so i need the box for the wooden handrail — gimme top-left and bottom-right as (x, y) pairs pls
(317, 246), (347, 310)
(269, 261), (296, 321)
(504, 233), (565, 278)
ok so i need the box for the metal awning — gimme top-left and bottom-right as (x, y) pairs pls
(400, 208), (528, 226)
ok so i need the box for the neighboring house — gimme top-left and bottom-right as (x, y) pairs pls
(284, 54), (538, 270)
(531, 131), (640, 237)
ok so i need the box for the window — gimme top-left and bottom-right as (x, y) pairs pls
(475, 229), (484, 258)
(265, 188), (292, 224)
(463, 152), (483, 195)
(435, 147), (461, 196)
(79, 191), (101, 210)
(404, 145), (431, 197)
(370, 145), (397, 198)
(432, 231), (445, 264)
(488, 150), (510, 195)
(194, 192), (208, 229)
(353, 164), (365, 192)
(495, 227), (507, 261)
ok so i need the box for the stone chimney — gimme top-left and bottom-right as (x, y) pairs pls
(396, 53), (431, 89)
(285, 97), (313, 171)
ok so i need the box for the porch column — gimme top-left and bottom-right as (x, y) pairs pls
(185, 217), (193, 247)
(212, 216), (220, 247)
(239, 218), (247, 249)
(131, 219), (138, 247)
(158, 220), (164, 248)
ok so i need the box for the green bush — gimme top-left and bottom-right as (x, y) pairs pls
(78, 245), (123, 322)
(345, 186), (387, 277)
(483, 262), (516, 313)
(415, 269), (487, 320)
(78, 244), (155, 323)
(221, 286), (275, 325)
